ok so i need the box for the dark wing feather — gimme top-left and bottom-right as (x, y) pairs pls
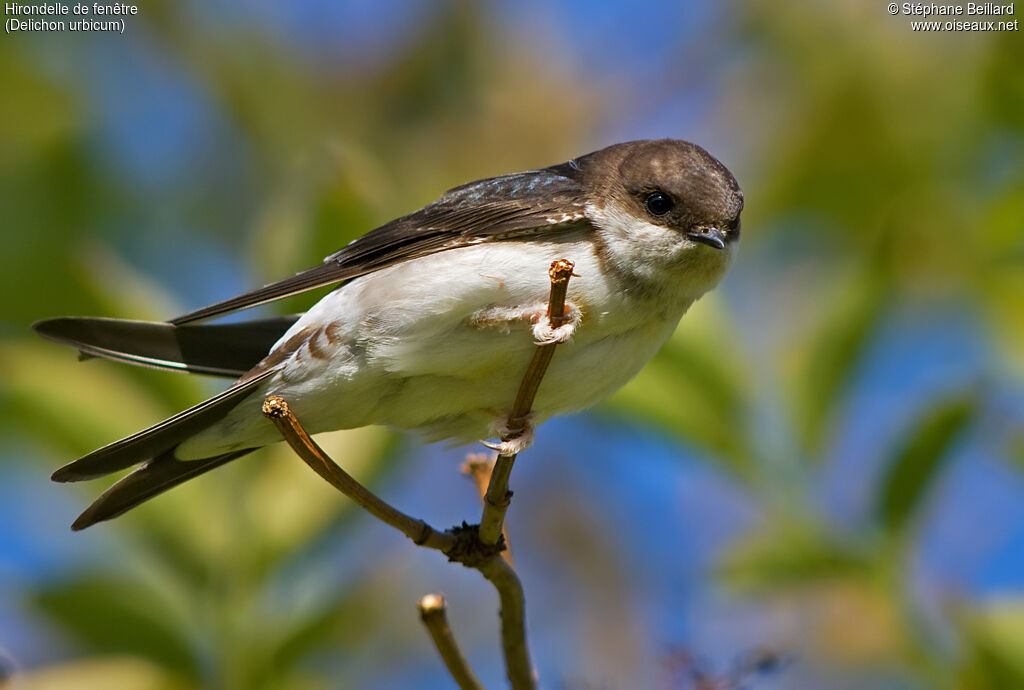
(34, 316), (299, 378)
(169, 262), (346, 325)
(171, 167), (588, 324)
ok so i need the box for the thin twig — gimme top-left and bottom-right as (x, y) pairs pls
(479, 455), (516, 546)
(263, 395), (531, 687)
(463, 454), (514, 566)
(462, 453), (494, 500)
(418, 594), (485, 690)
(511, 258), (575, 423)
(262, 397), (456, 553)
(479, 259), (575, 546)
(478, 557), (534, 690)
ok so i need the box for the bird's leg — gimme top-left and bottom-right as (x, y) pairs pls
(468, 300), (581, 345)
(482, 414), (536, 455)
(530, 301), (580, 345)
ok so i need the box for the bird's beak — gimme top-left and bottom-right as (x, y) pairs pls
(686, 226), (728, 250)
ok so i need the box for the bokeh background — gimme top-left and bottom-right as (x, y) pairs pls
(2, 1), (1023, 688)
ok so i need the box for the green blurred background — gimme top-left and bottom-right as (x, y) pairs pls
(1, 1), (1022, 688)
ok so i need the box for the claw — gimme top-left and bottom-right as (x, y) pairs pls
(531, 302), (581, 345)
(483, 415), (536, 455)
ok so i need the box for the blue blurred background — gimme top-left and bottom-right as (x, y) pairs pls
(1, 1), (1022, 688)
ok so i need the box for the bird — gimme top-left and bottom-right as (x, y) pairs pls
(34, 139), (744, 530)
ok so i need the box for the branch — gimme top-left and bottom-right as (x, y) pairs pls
(463, 454), (514, 566)
(478, 557), (534, 689)
(262, 397), (456, 553)
(462, 452), (494, 500)
(418, 594), (485, 690)
(265, 396), (528, 688)
(478, 258), (575, 546)
(510, 258), (575, 423)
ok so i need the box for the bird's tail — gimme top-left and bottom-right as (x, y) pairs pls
(67, 448), (255, 530)
(51, 368), (276, 530)
(35, 315), (288, 529)
(33, 315), (298, 378)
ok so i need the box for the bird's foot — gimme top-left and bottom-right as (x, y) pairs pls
(467, 300), (580, 344)
(531, 301), (581, 345)
(482, 415), (535, 455)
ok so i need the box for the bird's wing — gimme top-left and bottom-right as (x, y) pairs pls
(170, 165), (588, 325)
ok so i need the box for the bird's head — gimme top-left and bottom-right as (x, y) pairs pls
(578, 139), (744, 297)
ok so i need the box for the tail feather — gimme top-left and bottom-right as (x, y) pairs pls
(70, 448), (255, 531)
(36, 314), (293, 530)
(51, 369), (276, 482)
(33, 315), (299, 378)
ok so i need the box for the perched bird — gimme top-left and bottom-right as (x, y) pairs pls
(35, 139), (743, 530)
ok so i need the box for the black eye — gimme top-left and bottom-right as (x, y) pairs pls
(644, 192), (674, 216)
